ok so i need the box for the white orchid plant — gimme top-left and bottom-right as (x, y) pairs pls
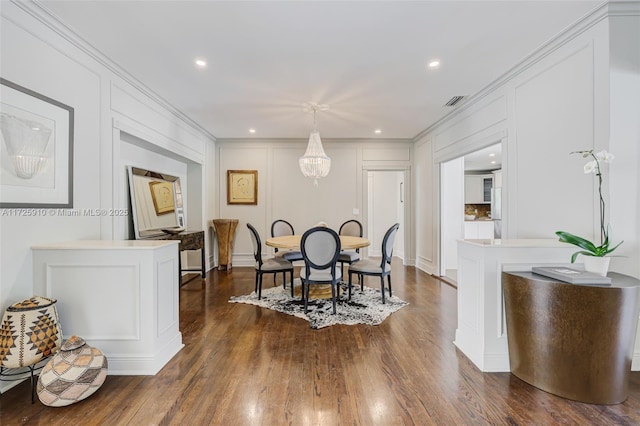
(556, 149), (623, 262)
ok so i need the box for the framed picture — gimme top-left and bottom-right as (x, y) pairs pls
(149, 180), (175, 215)
(227, 170), (257, 205)
(0, 78), (74, 208)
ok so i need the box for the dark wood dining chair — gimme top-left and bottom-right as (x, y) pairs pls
(270, 219), (304, 262)
(347, 223), (399, 304)
(338, 219), (363, 281)
(299, 226), (342, 314)
(247, 223), (294, 299)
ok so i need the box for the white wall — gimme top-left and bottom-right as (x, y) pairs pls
(440, 157), (465, 273)
(414, 2), (640, 279)
(216, 140), (413, 266)
(414, 135), (437, 273)
(608, 12), (640, 278)
(0, 2), (216, 331)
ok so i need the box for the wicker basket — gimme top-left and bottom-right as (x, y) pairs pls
(0, 296), (62, 368)
(37, 335), (108, 407)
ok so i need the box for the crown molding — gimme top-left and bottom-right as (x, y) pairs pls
(413, 1), (620, 142)
(11, 0), (216, 142)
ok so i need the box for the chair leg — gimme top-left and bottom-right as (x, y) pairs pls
(348, 271), (352, 300)
(254, 272), (259, 293)
(387, 275), (392, 297)
(380, 276), (386, 304)
(290, 270), (295, 298)
(29, 365), (36, 404)
(331, 284), (337, 314)
(282, 271), (286, 289)
(258, 274), (263, 300)
(303, 282), (309, 313)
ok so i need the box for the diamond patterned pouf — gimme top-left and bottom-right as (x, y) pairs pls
(0, 296), (62, 369)
(37, 335), (108, 407)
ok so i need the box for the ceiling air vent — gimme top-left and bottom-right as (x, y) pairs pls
(444, 96), (465, 107)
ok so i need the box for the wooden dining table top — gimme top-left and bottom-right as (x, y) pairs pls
(265, 235), (369, 250)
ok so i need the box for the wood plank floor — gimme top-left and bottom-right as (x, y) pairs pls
(2, 259), (640, 425)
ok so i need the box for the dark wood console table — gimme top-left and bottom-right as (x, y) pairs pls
(150, 230), (205, 285)
(503, 271), (640, 404)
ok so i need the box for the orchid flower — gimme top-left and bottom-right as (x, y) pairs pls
(556, 149), (623, 261)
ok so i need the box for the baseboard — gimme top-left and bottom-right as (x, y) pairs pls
(632, 353), (640, 371)
(105, 333), (184, 375)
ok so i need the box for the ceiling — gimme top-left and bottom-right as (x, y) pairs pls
(38, 0), (601, 140)
(464, 143), (502, 172)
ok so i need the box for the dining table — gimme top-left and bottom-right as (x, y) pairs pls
(265, 234), (370, 251)
(265, 234), (370, 299)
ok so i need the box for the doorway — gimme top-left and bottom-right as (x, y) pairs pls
(366, 170), (406, 261)
(439, 142), (503, 284)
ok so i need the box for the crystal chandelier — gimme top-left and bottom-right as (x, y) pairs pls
(299, 102), (330, 186)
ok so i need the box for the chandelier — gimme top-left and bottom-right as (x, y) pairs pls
(299, 102), (330, 186)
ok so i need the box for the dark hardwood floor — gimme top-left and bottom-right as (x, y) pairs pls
(2, 259), (640, 425)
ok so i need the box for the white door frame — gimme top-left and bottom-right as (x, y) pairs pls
(362, 165), (412, 265)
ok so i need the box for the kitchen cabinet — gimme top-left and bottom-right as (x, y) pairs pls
(464, 221), (494, 239)
(492, 169), (502, 188)
(465, 174), (493, 204)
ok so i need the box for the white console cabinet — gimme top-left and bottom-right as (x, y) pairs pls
(32, 240), (183, 375)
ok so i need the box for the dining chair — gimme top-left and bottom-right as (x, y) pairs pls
(247, 223), (294, 299)
(337, 219), (363, 281)
(347, 223), (399, 304)
(299, 226), (342, 314)
(270, 219), (304, 262)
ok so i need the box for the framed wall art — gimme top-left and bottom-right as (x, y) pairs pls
(149, 180), (175, 215)
(0, 78), (74, 208)
(227, 170), (257, 205)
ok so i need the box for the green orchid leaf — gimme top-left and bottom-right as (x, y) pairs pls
(570, 250), (594, 263)
(556, 231), (598, 253)
(603, 240), (624, 256)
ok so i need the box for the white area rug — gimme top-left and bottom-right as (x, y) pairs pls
(229, 282), (408, 329)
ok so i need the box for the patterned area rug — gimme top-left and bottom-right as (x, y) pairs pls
(229, 282), (409, 329)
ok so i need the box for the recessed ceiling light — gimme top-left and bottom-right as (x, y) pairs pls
(374, 129), (382, 134)
(489, 153), (496, 157)
(195, 58), (207, 68)
(491, 161), (497, 164)
(428, 60), (440, 69)
(249, 128), (256, 134)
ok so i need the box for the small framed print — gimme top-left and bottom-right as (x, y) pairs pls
(227, 170), (257, 205)
(149, 180), (175, 215)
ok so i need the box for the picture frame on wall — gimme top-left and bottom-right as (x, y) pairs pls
(0, 78), (74, 208)
(227, 170), (257, 205)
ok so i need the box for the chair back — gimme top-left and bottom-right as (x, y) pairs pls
(381, 223), (400, 269)
(301, 227), (341, 272)
(271, 219), (295, 237)
(247, 223), (263, 267)
(339, 220), (363, 237)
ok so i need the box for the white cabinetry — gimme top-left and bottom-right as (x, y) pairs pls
(32, 240), (183, 375)
(464, 174), (493, 204)
(464, 221), (494, 239)
(492, 169), (502, 188)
